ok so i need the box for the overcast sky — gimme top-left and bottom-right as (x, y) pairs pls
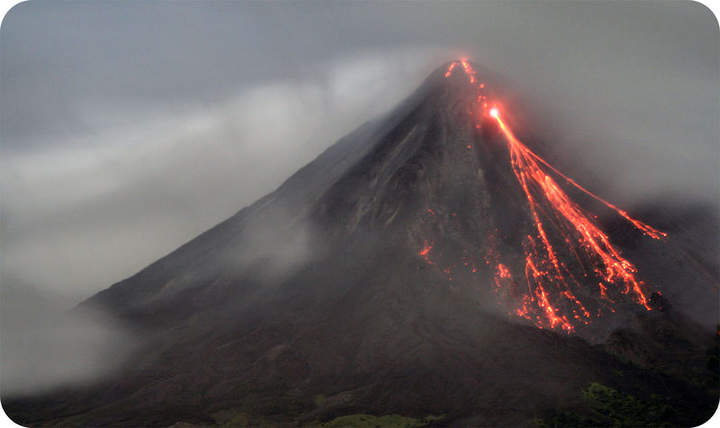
(1, 0), (717, 304)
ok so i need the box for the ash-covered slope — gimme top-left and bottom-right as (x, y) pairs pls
(4, 62), (717, 427)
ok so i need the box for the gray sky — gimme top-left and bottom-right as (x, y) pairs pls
(1, 0), (718, 303)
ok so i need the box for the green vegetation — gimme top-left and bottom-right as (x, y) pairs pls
(211, 409), (253, 427)
(536, 383), (679, 428)
(311, 414), (443, 428)
(313, 394), (327, 407)
(207, 409), (443, 428)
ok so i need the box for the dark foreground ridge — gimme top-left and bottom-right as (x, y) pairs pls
(4, 61), (718, 427)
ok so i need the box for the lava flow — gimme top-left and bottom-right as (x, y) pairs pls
(436, 59), (667, 333)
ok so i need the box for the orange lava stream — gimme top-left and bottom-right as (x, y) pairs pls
(496, 112), (653, 312)
(439, 59), (666, 332)
(419, 240), (434, 265)
(523, 149), (667, 239)
(444, 62), (457, 78)
(459, 59), (476, 84)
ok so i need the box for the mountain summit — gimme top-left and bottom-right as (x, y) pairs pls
(5, 61), (717, 427)
(85, 59), (665, 336)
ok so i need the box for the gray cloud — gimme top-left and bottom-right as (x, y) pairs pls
(1, 46), (444, 301)
(0, 275), (134, 396)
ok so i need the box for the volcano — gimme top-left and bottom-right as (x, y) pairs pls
(4, 61), (718, 427)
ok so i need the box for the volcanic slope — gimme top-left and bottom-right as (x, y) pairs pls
(4, 62), (718, 427)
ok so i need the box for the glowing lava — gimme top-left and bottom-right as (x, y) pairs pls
(446, 59), (477, 85)
(419, 240), (434, 265)
(430, 59), (667, 333)
(494, 106), (656, 312)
